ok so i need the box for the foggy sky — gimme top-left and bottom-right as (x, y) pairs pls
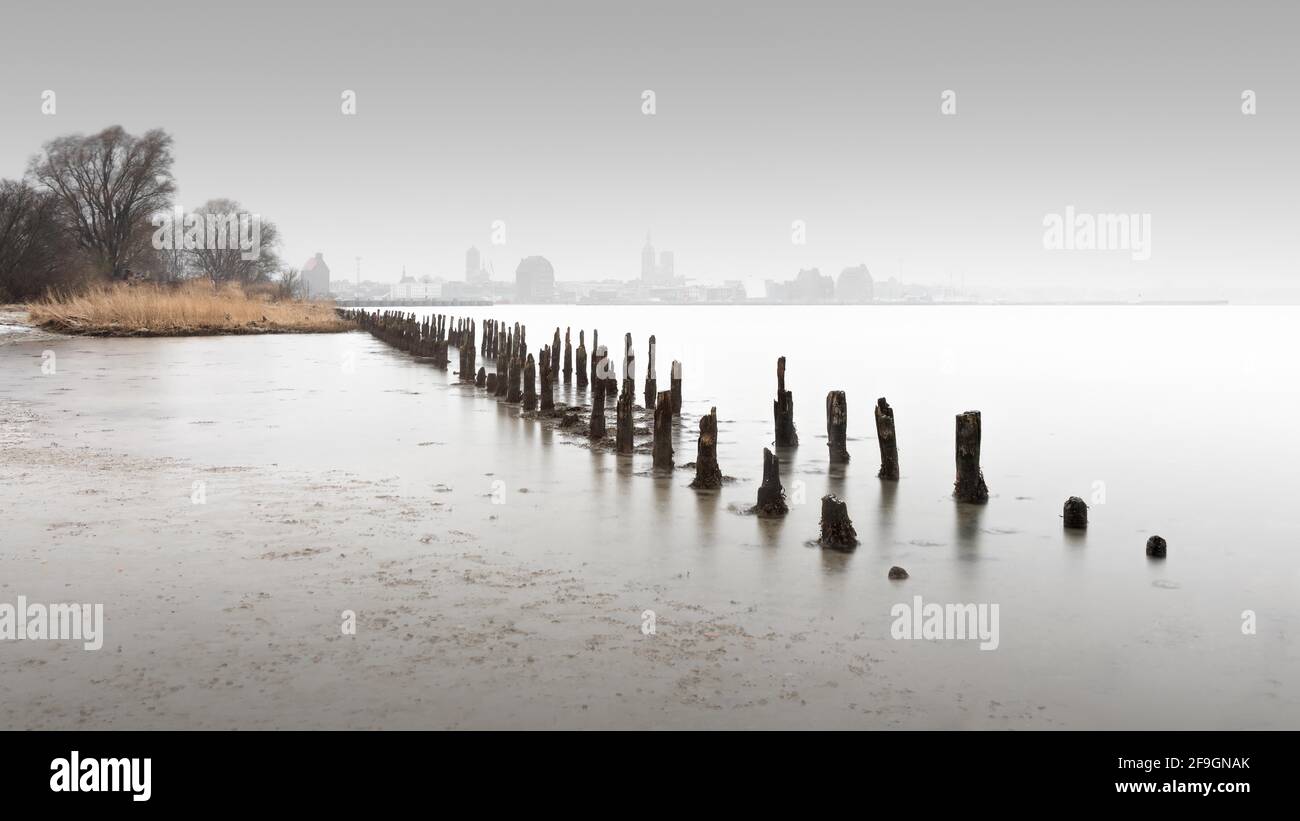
(1, 0), (1296, 300)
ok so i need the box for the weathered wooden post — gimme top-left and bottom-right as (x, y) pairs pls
(774, 356), (798, 446)
(1063, 496), (1088, 529)
(590, 369), (607, 438)
(575, 331), (588, 389)
(652, 391), (674, 470)
(622, 333), (635, 402)
(507, 349), (523, 403)
(826, 391), (849, 463)
(953, 411), (989, 503)
(563, 328), (573, 384)
(644, 334), (657, 409)
(486, 371), (498, 393)
(523, 353), (537, 411)
(551, 327), (561, 376)
(689, 407), (722, 489)
(756, 448), (788, 517)
(1145, 535), (1167, 558)
(874, 397), (899, 480)
(670, 360), (682, 416)
(591, 330), (600, 387)
(539, 345), (554, 411)
(819, 494), (857, 549)
(616, 382), (634, 454)
(475, 367), (486, 388)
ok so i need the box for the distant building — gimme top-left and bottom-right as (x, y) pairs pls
(765, 267), (835, 302)
(387, 267), (441, 301)
(301, 253), (330, 299)
(641, 234), (677, 284)
(837, 264), (873, 303)
(465, 246), (490, 283)
(515, 256), (555, 302)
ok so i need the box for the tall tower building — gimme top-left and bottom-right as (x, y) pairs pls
(641, 234), (656, 281)
(466, 246), (481, 282)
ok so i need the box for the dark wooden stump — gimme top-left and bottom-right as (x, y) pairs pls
(486, 371), (498, 393)
(475, 367), (486, 388)
(616, 382), (634, 454)
(506, 353), (522, 404)
(670, 360), (682, 415)
(590, 375), (606, 438)
(819, 494), (858, 549)
(1063, 496), (1088, 529)
(826, 390), (849, 463)
(875, 397), (899, 480)
(774, 356), (798, 446)
(523, 353), (537, 411)
(689, 407), (722, 489)
(756, 447), (788, 517)
(1146, 535), (1167, 558)
(576, 330), (588, 389)
(540, 345), (554, 411)
(953, 410), (989, 503)
(591, 330), (600, 387)
(652, 390), (674, 471)
(563, 328), (572, 384)
(551, 328), (561, 377)
(888, 566), (909, 580)
(644, 334), (657, 410)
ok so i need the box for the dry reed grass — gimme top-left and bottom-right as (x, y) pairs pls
(27, 281), (352, 336)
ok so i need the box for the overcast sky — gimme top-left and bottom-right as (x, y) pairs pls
(1, 0), (1296, 300)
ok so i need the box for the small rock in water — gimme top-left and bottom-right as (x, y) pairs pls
(1145, 535), (1167, 558)
(1062, 496), (1088, 529)
(888, 566), (908, 580)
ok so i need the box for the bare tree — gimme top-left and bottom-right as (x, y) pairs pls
(27, 126), (175, 280)
(188, 198), (281, 286)
(0, 180), (87, 300)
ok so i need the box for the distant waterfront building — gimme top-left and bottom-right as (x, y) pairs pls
(515, 256), (555, 302)
(765, 267), (835, 302)
(301, 253), (331, 299)
(387, 267), (442, 301)
(837, 264), (873, 303)
(465, 246), (490, 283)
(641, 234), (677, 284)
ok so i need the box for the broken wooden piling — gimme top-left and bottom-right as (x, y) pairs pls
(774, 356), (798, 446)
(953, 411), (989, 503)
(1063, 496), (1088, 529)
(653, 390), (674, 470)
(756, 447), (788, 517)
(506, 350), (523, 403)
(826, 390), (849, 463)
(576, 331), (588, 389)
(819, 494), (857, 549)
(590, 366), (607, 438)
(540, 345), (554, 411)
(874, 397), (899, 480)
(670, 360), (682, 416)
(523, 353), (537, 411)
(689, 407), (722, 489)
(551, 327), (561, 377)
(563, 328), (573, 384)
(616, 381), (634, 454)
(644, 334), (657, 409)
(475, 366), (486, 388)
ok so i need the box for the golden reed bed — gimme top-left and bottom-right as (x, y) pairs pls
(27, 282), (353, 336)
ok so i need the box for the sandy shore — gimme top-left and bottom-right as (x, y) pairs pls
(0, 394), (938, 730)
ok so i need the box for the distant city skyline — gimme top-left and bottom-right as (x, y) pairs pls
(3, 1), (1296, 302)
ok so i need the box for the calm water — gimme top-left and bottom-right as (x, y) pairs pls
(3, 305), (1297, 728)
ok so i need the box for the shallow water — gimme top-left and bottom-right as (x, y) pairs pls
(2, 305), (1297, 728)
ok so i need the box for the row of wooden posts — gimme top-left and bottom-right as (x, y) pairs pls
(339, 309), (1106, 552)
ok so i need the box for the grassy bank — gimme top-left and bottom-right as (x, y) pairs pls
(27, 282), (353, 336)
